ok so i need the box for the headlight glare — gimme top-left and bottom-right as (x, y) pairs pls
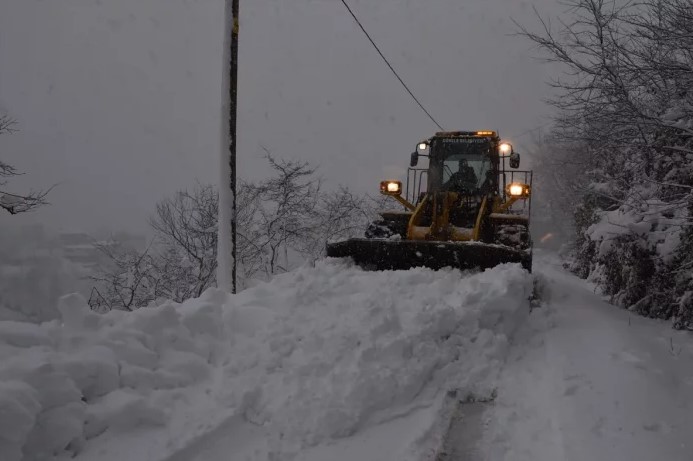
(380, 180), (403, 196)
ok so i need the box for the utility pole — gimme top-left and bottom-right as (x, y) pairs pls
(229, 0), (239, 294)
(219, 0), (239, 293)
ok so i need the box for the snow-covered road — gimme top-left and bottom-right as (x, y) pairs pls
(481, 253), (693, 461)
(162, 253), (693, 461)
(138, 254), (693, 461)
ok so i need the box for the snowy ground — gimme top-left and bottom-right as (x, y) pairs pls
(0, 258), (532, 461)
(4, 252), (692, 461)
(478, 252), (693, 461)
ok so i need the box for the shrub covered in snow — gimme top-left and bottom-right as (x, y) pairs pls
(669, 212), (693, 329)
(568, 190), (692, 328)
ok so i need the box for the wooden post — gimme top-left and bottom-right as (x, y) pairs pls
(219, 0), (239, 294)
(229, 0), (239, 294)
(229, 0), (240, 293)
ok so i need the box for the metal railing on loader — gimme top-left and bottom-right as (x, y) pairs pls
(500, 170), (533, 224)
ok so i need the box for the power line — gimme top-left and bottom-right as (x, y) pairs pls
(338, 0), (444, 131)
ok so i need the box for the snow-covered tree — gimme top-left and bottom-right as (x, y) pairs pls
(523, 0), (693, 328)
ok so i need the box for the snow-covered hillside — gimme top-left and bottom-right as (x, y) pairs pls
(0, 259), (532, 461)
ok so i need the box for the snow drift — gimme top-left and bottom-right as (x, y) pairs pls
(0, 259), (532, 461)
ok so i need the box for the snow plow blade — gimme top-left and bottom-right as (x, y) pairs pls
(326, 238), (531, 272)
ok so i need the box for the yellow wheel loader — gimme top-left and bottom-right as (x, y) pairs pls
(327, 130), (533, 272)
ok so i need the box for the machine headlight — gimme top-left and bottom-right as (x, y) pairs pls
(380, 180), (403, 196)
(509, 184), (524, 196)
(507, 182), (530, 197)
(500, 142), (513, 155)
(417, 142), (429, 153)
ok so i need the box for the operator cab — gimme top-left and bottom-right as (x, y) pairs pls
(415, 133), (497, 228)
(426, 132), (499, 195)
(405, 130), (526, 228)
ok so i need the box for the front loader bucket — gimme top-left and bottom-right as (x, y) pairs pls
(326, 238), (531, 272)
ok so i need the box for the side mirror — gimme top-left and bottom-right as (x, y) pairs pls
(509, 152), (520, 169)
(410, 152), (419, 167)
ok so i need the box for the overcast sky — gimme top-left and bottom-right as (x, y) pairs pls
(0, 0), (562, 235)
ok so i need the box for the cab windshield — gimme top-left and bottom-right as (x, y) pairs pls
(429, 138), (493, 192)
(442, 153), (490, 190)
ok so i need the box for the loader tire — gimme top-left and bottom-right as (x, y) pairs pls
(522, 252), (533, 273)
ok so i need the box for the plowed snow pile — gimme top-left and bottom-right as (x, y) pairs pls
(0, 260), (532, 461)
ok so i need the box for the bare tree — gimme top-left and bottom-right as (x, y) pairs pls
(0, 115), (51, 214)
(301, 186), (380, 263)
(235, 179), (265, 282)
(149, 184), (219, 299)
(230, 152), (380, 278)
(90, 155), (376, 305)
(149, 245), (208, 303)
(89, 242), (158, 312)
(246, 151), (321, 276)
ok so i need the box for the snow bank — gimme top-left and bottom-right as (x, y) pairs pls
(0, 260), (532, 461)
(0, 293), (224, 461)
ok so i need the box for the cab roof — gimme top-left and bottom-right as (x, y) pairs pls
(434, 131), (497, 137)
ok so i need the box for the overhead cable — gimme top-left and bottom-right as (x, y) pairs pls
(338, 0), (445, 131)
